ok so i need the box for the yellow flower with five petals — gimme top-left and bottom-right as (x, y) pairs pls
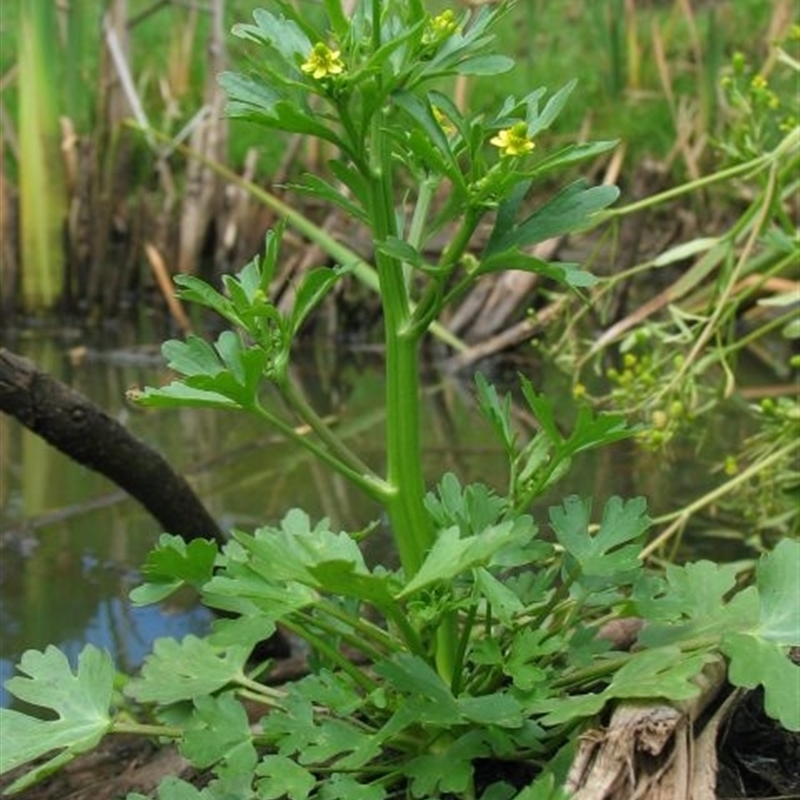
(490, 122), (535, 157)
(301, 43), (345, 80)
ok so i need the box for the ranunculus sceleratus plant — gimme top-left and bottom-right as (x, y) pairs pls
(1, 2), (797, 798)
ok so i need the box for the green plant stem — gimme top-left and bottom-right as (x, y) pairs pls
(600, 147), (770, 218)
(440, 207), (483, 272)
(308, 599), (401, 660)
(235, 674), (286, 703)
(601, 126), (799, 220)
(723, 305), (797, 358)
(449, 601), (478, 695)
(643, 439), (799, 558)
(380, 605), (426, 656)
(409, 206), (484, 334)
(280, 378), (379, 480)
(437, 208), (484, 308)
(679, 245), (793, 317)
(365, 103), (462, 684)
(236, 688), (288, 712)
(111, 721), (183, 738)
(654, 160), (777, 403)
(311, 617), (387, 665)
(372, 0), (382, 50)
(18, 0), (67, 311)
(250, 400), (392, 502)
(282, 616), (379, 694)
(549, 653), (631, 692)
(367, 109), (431, 576)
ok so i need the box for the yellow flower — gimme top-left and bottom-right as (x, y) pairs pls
(490, 122), (535, 157)
(423, 10), (458, 45)
(301, 42), (345, 80)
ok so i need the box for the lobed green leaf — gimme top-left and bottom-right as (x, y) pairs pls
(0, 645), (115, 792)
(125, 636), (251, 705)
(181, 692), (256, 771)
(723, 633), (800, 731)
(256, 754), (315, 800)
(550, 495), (648, 580)
(533, 647), (710, 725)
(130, 534), (218, 605)
(754, 538), (800, 644)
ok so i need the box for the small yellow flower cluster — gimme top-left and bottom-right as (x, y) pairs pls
(607, 351), (691, 450)
(749, 73), (780, 110)
(720, 48), (799, 152)
(423, 10), (458, 45)
(301, 42), (345, 80)
(607, 351), (656, 391)
(490, 122), (535, 157)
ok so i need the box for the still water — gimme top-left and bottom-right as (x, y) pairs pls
(0, 329), (736, 707)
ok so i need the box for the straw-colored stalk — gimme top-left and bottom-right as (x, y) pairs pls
(17, 0), (67, 311)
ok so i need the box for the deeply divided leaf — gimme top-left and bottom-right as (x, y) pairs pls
(550, 496), (648, 583)
(0, 645), (115, 792)
(125, 636), (251, 705)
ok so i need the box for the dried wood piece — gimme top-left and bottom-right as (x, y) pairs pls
(565, 658), (728, 800)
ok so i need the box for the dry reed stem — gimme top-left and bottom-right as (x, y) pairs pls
(760, 0), (795, 77)
(144, 241), (192, 334)
(104, 14), (154, 150)
(603, 142), (626, 187)
(443, 294), (568, 373)
(651, 22), (703, 181)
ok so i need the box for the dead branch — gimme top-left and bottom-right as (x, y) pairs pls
(0, 347), (225, 545)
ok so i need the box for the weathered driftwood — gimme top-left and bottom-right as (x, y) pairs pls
(0, 347), (225, 545)
(564, 659), (729, 800)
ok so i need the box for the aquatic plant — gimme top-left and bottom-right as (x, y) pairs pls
(1, 2), (797, 798)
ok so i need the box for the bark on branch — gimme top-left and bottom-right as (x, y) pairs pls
(0, 347), (225, 545)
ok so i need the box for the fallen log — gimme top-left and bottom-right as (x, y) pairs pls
(0, 347), (225, 546)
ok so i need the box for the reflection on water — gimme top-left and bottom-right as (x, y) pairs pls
(0, 330), (749, 707)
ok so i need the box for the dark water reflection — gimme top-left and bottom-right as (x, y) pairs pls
(0, 330), (749, 707)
